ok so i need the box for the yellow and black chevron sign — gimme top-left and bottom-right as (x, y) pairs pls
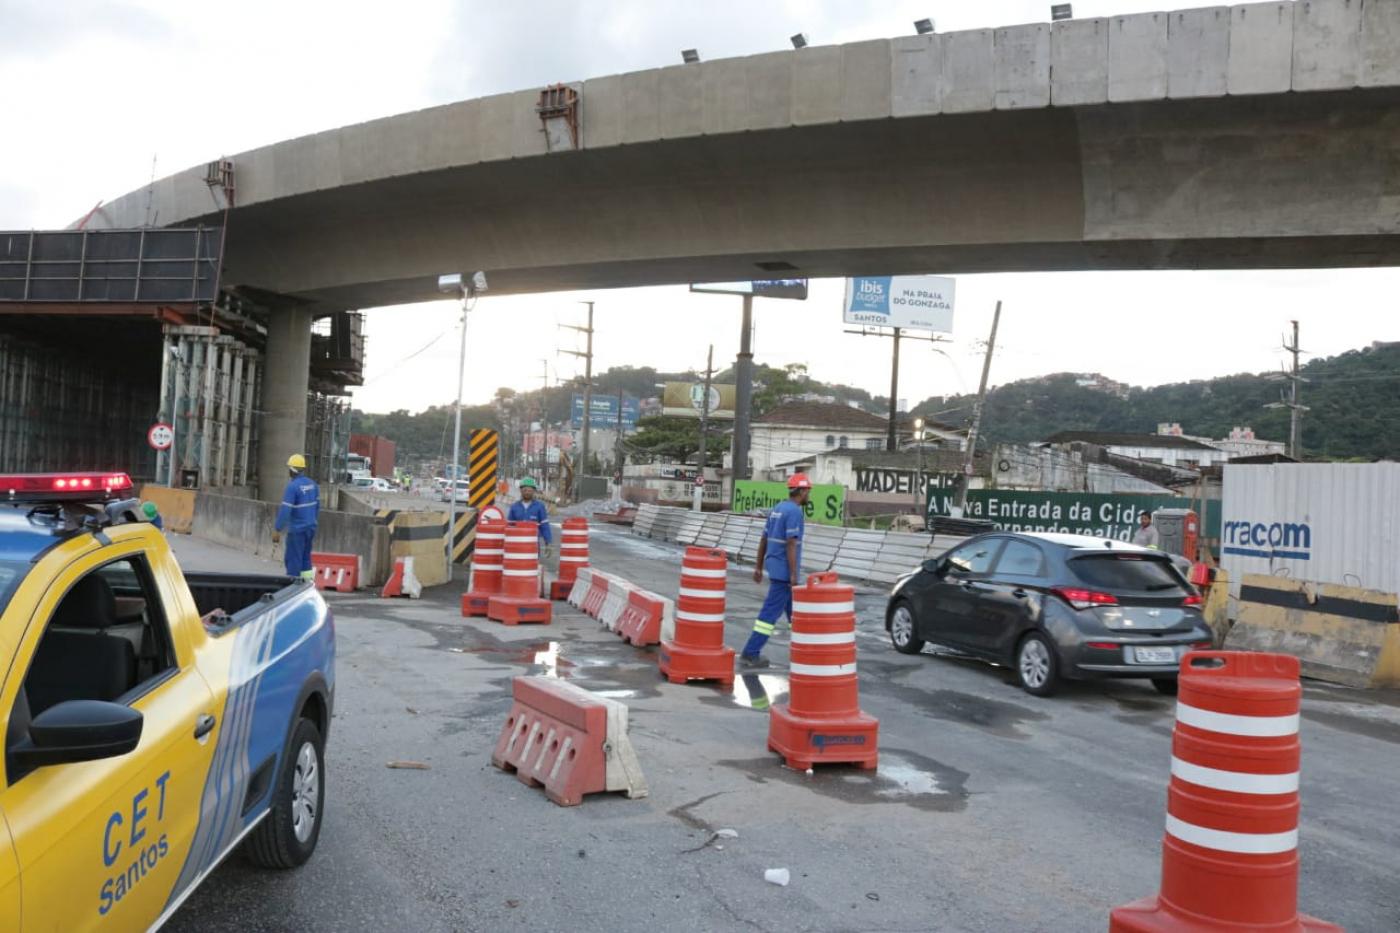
(452, 510), (477, 564)
(468, 428), (499, 512)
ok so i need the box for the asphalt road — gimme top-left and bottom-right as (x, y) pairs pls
(166, 527), (1400, 932)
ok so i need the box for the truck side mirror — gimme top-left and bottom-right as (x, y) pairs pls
(11, 700), (143, 771)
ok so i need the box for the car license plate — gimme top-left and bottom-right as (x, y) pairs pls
(1133, 646), (1178, 665)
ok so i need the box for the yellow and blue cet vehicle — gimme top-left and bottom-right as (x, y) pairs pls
(0, 472), (335, 931)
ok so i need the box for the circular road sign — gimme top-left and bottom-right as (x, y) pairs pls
(148, 423), (174, 451)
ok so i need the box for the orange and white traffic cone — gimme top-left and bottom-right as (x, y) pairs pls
(462, 518), (505, 616)
(658, 547), (734, 686)
(486, 521), (552, 625)
(1110, 651), (1338, 932)
(551, 517), (589, 600)
(767, 572), (877, 771)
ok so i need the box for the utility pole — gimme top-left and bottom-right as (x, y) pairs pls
(694, 344), (714, 512)
(539, 359), (550, 497)
(1265, 320), (1308, 459)
(957, 300), (1002, 511)
(615, 385), (625, 475)
(887, 327), (902, 451)
(560, 301), (594, 501)
(732, 294), (755, 480)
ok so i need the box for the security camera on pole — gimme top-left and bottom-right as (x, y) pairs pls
(438, 270), (489, 582)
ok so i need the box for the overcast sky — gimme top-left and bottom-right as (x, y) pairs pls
(4, 0), (1397, 421)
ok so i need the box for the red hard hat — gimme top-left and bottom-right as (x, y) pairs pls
(787, 473), (812, 490)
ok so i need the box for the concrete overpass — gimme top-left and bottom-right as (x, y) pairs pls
(83, 0), (1400, 497)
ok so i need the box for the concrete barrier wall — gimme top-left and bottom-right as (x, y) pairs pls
(192, 492), (392, 586)
(633, 505), (963, 588)
(138, 484), (197, 534)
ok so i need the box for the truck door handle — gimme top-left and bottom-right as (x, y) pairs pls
(194, 714), (216, 739)
(1011, 589), (1029, 599)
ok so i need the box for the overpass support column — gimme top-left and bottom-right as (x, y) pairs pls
(258, 306), (313, 502)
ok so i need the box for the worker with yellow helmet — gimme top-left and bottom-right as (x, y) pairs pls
(273, 453), (320, 579)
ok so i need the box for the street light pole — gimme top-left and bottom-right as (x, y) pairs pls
(447, 289), (470, 582)
(694, 344), (713, 512)
(913, 416), (924, 517)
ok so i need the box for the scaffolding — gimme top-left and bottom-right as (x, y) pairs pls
(0, 332), (156, 476)
(156, 325), (260, 490)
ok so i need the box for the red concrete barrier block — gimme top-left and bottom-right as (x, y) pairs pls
(491, 676), (648, 807)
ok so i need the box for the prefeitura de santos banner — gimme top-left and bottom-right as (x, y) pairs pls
(733, 481), (845, 527)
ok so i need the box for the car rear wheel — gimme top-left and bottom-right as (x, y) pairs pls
(1016, 632), (1059, 697)
(888, 602), (925, 655)
(246, 717), (325, 869)
(1151, 677), (1179, 696)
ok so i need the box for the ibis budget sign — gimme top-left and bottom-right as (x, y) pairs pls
(843, 276), (955, 333)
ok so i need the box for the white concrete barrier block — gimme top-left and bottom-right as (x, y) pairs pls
(1109, 12), (1169, 102)
(891, 34), (943, 117)
(1292, 0), (1364, 91)
(1227, 2), (1293, 96)
(1361, 0), (1400, 87)
(993, 23), (1050, 110)
(1051, 18), (1109, 106)
(1167, 7), (1230, 99)
(942, 29), (995, 114)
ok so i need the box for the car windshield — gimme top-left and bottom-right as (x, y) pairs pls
(0, 559), (28, 619)
(1070, 554), (1186, 593)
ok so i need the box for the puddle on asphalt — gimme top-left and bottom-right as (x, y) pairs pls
(697, 673), (791, 713)
(877, 682), (1049, 739)
(717, 748), (969, 812)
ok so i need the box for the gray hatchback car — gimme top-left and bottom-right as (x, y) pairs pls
(885, 532), (1213, 696)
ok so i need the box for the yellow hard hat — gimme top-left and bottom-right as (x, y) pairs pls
(287, 454), (307, 469)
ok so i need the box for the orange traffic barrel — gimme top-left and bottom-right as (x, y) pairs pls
(1110, 651), (1338, 932)
(658, 546), (734, 686)
(551, 517), (590, 600)
(462, 518), (505, 617)
(487, 521), (552, 625)
(767, 572), (877, 770)
(500, 521), (541, 597)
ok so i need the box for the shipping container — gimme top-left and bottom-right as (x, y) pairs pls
(349, 433), (396, 478)
(1220, 463), (1400, 597)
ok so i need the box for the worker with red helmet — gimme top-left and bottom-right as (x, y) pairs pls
(739, 472), (812, 669)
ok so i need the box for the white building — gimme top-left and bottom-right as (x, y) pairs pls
(744, 400), (964, 476)
(1041, 430), (1232, 469)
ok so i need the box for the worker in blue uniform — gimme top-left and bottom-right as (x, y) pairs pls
(508, 477), (553, 558)
(273, 453), (320, 579)
(739, 473), (811, 669)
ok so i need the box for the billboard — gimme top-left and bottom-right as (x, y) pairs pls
(732, 481), (845, 527)
(661, 382), (737, 420)
(927, 489), (1221, 541)
(690, 279), (809, 300)
(571, 394), (640, 430)
(843, 275), (955, 333)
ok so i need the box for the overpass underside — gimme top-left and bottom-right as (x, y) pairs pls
(214, 88), (1400, 307)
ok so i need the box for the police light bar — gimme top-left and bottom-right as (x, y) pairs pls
(1, 472), (135, 502)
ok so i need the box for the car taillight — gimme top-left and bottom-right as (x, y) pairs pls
(1051, 587), (1118, 611)
(1182, 593), (1203, 607)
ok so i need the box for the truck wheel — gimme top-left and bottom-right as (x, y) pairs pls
(246, 718), (325, 869)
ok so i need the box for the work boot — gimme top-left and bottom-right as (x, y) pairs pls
(738, 654), (771, 670)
